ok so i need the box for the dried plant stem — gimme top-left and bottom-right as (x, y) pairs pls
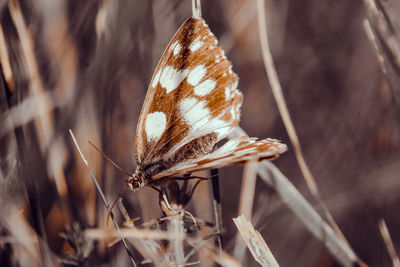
(255, 0), (317, 199)
(163, 192), (185, 267)
(5, 210), (43, 266)
(231, 127), (361, 267)
(0, 24), (14, 92)
(233, 215), (279, 267)
(234, 159), (258, 262)
(9, 0), (53, 152)
(191, 0), (202, 18)
(363, 0), (400, 104)
(379, 219), (400, 267)
(255, 0), (364, 264)
(258, 161), (358, 267)
(9, 0), (72, 226)
(238, 159), (258, 220)
(69, 130), (137, 267)
(210, 168), (224, 253)
(86, 227), (185, 241)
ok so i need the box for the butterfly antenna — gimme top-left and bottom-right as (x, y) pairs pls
(88, 141), (132, 177)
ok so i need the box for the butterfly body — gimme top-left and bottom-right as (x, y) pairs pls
(127, 17), (287, 191)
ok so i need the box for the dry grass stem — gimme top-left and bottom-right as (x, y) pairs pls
(85, 227), (185, 241)
(191, 0), (202, 18)
(234, 158), (258, 261)
(233, 214), (279, 267)
(231, 127), (360, 266)
(258, 160), (358, 267)
(9, 0), (54, 152)
(255, 1), (363, 264)
(1, 0), (396, 265)
(0, 24), (13, 92)
(255, 0), (318, 195)
(364, 0), (400, 104)
(69, 129), (137, 266)
(379, 219), (400, 267)
(238, 159), (259, 220)
(0, 91), (60, 138)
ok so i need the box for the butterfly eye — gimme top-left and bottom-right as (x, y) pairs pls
(125, 178), (142, 191)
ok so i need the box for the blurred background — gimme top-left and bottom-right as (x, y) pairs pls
(1, 0), (400, 266)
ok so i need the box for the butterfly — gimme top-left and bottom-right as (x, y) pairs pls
(126, 17), (287, 191)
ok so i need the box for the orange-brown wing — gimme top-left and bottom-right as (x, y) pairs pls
(152, 137), (287, 179)
(135, 17), (242, 166)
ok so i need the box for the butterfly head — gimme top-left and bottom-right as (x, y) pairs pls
(125, 171), (145, 191)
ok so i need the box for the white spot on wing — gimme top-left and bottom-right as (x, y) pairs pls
(225, 87), (231, 100)
(215, 57), (220, 63)
(232, 80), (239, 91)
(194, 79), (216, 96)
(152, 70), (161, 88)
(180, 98), (210, 130)
(214, 126), (232, 138)
(187, 65), (206, 86)
(145, 112), (166, 142)
(173, 43), (182, 56)
(230, 106), (236, 119)
(189, 37), (203, 52)
(160, 66), (187, 93)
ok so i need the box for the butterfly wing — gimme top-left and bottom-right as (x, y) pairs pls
(135, 17), (242, 166)
(152, 137), (287, 179)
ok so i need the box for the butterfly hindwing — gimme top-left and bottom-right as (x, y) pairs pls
(135, 17), (242, 167)
(153, 137), (287, 179)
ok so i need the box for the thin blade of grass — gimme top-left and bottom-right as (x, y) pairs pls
(259, 161), (357, 267)
(0, 24), (14, 92)
(234, 159), (258, 262)
(233, 214), (279, 267)
(363, 0), (400, 104)
(379, 219), (400, 267)
(69, 129), (137, 267)
(210, 168), (223, 253)
(255, 0), (317, 195)
(255, 1), (364, 265)
(231, 127), (361, 267)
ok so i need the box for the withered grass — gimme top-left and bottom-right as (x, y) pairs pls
(1, 0), (400, 266)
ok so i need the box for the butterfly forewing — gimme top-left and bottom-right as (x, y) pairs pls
(135, 17), (242, 167)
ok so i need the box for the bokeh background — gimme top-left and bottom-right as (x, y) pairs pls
(1, 0), (400, 266)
